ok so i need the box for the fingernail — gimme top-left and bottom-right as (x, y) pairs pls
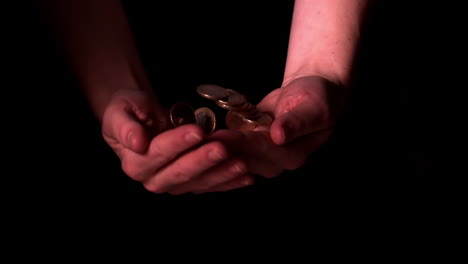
(127, 131), (134, 148)
(277, 127), (287, 144)
(230, 162), (246, 173)
(208, 150), (225, 161)
(241, 177), (253, 186)
(185, 132), (202, 144)
(145, 118), (154, 127)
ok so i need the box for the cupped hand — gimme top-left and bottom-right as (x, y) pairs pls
(209, 75), (347, 179)
(101, 89), (253, 195)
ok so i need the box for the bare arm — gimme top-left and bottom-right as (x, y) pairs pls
(45, 0), (154, 120)
(283, 0), (369, 87)
(43, 0), (254, 195)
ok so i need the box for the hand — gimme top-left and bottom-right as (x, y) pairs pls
(101, 89), (254, 195)
(209, 75), (347, 178)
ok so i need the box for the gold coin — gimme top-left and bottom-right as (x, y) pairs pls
(225, 111), (257, 131)
(196, 84), (230, 101)
(242, 113), (273, 126)
(230, 104), (254, 113)
(215, 99), (249, 111)
(217, 90), (245, 106)
(227, 93), (246, 107)
(170, 102), (196, 127)
(225, 89), (244, 97)
(194, 107), (216, 135)
(237, 108), (262, 119)
(232, 103), (257, 115)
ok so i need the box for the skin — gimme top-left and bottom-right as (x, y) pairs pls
(45, 0), (369, 194)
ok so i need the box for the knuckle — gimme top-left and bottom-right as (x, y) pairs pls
(121, 158), (144, 181)
(168, 190), (186, 195)
(207, 141), (228, 156)
(171, 170), (191, 184)
(184, 124), (204, 135)
(284, 158), (306, 170)
(143, 182), (165, 194)
(151, 150), (171, 167)
(261, 169), (282, 179)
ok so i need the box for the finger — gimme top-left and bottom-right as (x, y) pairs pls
(168, 159), (248, 195)
(119, 124), (205, 182)
(280, 130), (333, 170)
(285, 129), (333, 153)
(195, 174), (255, 194)
(209, 129), (285, 178)
(103, 103), (152, 154)
(212, 129), (318, 175)
(147, 124), (205, 158)
(143, 141), (228, 193)
(208, 129), (247, 153)
(256, 88), (282, 111)
(270, 102), (329, 145)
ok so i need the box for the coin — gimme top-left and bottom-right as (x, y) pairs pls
(217, 100), (249, 112)
(196, 84), (230, 101)
(196, 84), (272, 131)
(225, 111), (257, 131)
(170, 102), (196, 127)
(242, 112), (273, 126)
(226, 93), (246, 107)
(233, 107), (261, 119)
(225, 89), (244, 97)
(194, 107), (216, 135)
(216, 96), (248, 111)
(235, 103), (258, 114)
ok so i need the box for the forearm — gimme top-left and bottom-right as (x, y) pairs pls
(45, 0), (153, 120)
(283, 0), (369, 87)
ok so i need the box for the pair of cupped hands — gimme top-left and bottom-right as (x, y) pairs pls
(102, 76), (345, 194)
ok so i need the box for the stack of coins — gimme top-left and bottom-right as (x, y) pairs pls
(196, 84), (273, 131)
(170, 102), (216, 135)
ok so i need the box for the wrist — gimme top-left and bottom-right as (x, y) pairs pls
(282, 73), (347, 96)
(81, 63), (155, 121)
(85, 85), (156, 122)
(281, 75), (351, 121)
(282, 63), (351, 89)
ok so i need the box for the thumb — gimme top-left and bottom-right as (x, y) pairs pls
(103, 105), (152, 154)
(270, 102), (329, 145)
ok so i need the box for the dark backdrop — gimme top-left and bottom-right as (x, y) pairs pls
(9, 1), (441, 219)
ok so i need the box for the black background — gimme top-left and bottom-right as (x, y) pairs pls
(7, 1), (443, 220)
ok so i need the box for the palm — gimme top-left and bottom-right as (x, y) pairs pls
(211, 76), (342, 178)
(259, 76), (335, 125)
(101, 89), (170, 155)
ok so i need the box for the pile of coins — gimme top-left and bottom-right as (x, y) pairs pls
(196, 84), (272, 131)
(170, 84), (272, 134)
(170, 102), (216, 135)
